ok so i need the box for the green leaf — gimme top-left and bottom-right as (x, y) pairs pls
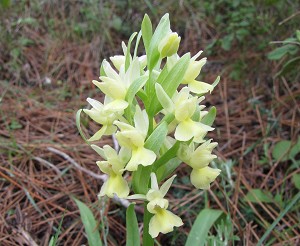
(160, 53), (190, 96)
(147, 13), (170, 70)
(132, 165), (152, 194)
(148, 53), (190, 116)
(221, 34), (234, 51)
(296, 30), (300, 42)
(144, 121), (168, 153)
(141, 14), (153, 53)
(126, 204), (140, 246)
(0, 0), (10, 8)
(201, 106), (217, 126)
(244, 189), (273, 203)
(275, 56), (300, 77)
(292, 174), (300, 190)
(185, 209), (223, 246)
(267, 44), (298, 60)
(74, 198), (102, 246)
(290, 137), (300, 159)
(126, 75), (148, 104)
(272, 140), (291, 162)
(125, 75), (148, 122)
(156, 158), (182, 182)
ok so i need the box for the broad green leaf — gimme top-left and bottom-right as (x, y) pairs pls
(292, 174), (300, 190)
(126, 75), (148, 104)
(125, 75), (148, 122)
(245, 189), (273, 203)
(160, 53), (190, 97)
(144, 121), (168, 153)
(272, 140), (291, 162)
(147, 13), (170, 70)
(126, 204), (140, 246)
(149, 53), (190, 116)
(157, 158), (181, 182)
(153, 141), (180, 172)
(267, 44), (298, 60)
(141, 14), (153, 53)
(185, 209), (223, 246)
(290, 137), (300, 159)
(142, 203), (154, 246)
(201, 106), (217, 126)
(74, 198), (102, 246)
(132, 165), (152, 194)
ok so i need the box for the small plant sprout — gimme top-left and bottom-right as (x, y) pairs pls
(77, 13), (221, 244)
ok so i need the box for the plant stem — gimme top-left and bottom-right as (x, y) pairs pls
(142, 202), (154, 246)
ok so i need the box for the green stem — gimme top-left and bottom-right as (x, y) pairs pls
(142, 202), (154, 246)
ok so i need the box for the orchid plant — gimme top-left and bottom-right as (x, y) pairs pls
(77, 13), (220, 245)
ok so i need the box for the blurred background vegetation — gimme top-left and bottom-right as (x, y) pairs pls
(0, 0), (299, 245)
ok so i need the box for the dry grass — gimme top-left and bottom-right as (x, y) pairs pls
(1, 1), (300, 245)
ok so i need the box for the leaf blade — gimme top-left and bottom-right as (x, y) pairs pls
(185, 209), (223, 246)
(126, 204), (140, 246)
(74, 198), (102, 246)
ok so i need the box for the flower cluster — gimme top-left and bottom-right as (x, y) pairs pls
(77, 14), (220, 239)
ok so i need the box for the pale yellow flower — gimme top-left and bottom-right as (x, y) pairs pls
(166, 51), (218, 94)
(83, 97), (128, 141)
(190, 166), (221, 190)
(147, 173), (183, 238)
(114, 106), (156, 171)
(155, 85), (214, 142)
(178, 140), (218, 169)
(96, 145), (130, 198)
(92, 56), (141, 107)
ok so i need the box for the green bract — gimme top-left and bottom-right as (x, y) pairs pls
(76, 13), (221, 240)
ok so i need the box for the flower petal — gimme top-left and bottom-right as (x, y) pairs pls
(134, 106), (149, 137)
(125, 147), (156, 171)
(149, 209), (183, 238)
(98, 173), (129, 198)
(160, 175), (176, 197)
(188, 80), (214, 94)
(88, 125), (107, 142)
(190, 166), (221, 189)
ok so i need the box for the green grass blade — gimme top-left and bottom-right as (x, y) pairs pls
(74, 198), (102, 246)
(185, 208), (223, 246)
(257, 191), (300, 246)
(126, 204), (140, 246)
